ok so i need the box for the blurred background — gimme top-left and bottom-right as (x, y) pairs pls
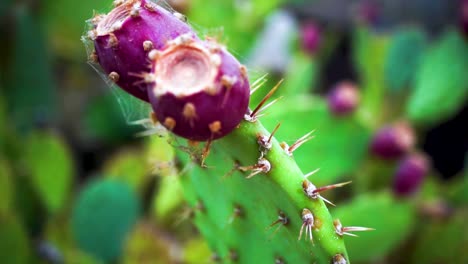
(0, 0), (467, 263)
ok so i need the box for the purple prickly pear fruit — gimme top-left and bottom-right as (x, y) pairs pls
(461, 0), (468, 37)
(370, 121), (415, 159)
(89, 0), (198, 102)
(327, 81), (360, 116)
(357, 0), (379, 26)
(393, 153), (429, 197)
(300, 22), (321, 55)
(147, 36), (250, 141)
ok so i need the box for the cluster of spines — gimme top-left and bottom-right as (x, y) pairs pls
(248, 83), (373, 240)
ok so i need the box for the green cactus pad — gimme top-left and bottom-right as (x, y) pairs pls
(24, 131), (74, 214)
(5, 5), (57, 131)
(352, 27), (389, 117)
(407, 29), (468, 124)
(384, 27), (426, 92)
(71, 178), (140, 262)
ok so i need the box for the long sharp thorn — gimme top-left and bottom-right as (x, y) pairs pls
(251, 73), (268, 88)
(268, 224), (283, 239)
(314, 181), (353, 194)
(250, 74), (269, 95)
(257, 96), (283, 116)
(201, 139), (213, 168)
(239, 165), (255, 172)
(128, 118), (153, 126)
(268, 122), (282, 143)
(266, 219), (282, 230)
(250, 79), (283, 118)
(342, 232), (359, 237)
(254, 113), (266, 119)
(289, 130), (315, 153)
(343, 226), (375, 232)
(246, 170), (262, 179)
(318, 194), (336, 207)
(304, 168), (320, 179)
(135, 127), (164, 137)
(298, 224), (304, 240)
(250, 80), (266, 95)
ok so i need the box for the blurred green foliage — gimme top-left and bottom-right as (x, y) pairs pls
(83, 94), (141, 144)
(407, 29), (468, 124)
(332, 192), (416, 262)
(411, 210), (468, 263)
(263, 95), (370, 186)
(71, 179), (141, 262)
(385, 27), (426, 92)
(24, 131), (74, 213)
(0, 159), (14, 215)
(0, 215), (31, 264)
(5, 5), (57, 131)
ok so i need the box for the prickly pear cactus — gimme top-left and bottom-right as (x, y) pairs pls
(83, 0), (374, 263)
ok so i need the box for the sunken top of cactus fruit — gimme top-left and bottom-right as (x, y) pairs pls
(152, 43), (218, 97)
(90, 0), (197, 102)
(147, 35), (250, 141)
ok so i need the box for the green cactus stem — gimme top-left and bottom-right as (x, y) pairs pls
(178, 102), (350, 263)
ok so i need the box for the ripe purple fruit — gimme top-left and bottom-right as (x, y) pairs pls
(327, 81), (360, 116)
(370, 121), (415, 159)
(89, 0), (198, 102)
(300, 22), (321, 55)
(147, 36), (250, 141)
(393, 153), (429, 197)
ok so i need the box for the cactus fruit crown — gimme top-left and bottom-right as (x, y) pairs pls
(84, 0), (376, 263)
(147, 36), (250, 141)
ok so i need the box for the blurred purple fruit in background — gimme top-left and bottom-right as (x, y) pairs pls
(357, 0), (380, 26)
(327, 81), (360, 116)
(393, 153), (429, 197)
(461, 0), (468, 36)
(370, 121), (415, 159)
(300, 22), (321, 55)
